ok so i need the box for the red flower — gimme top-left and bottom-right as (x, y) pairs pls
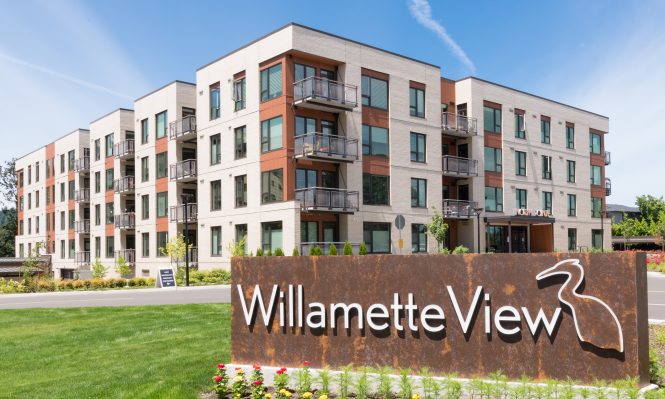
(253, 363), (261, 370)
(303, 361), (311, 366)
(213, 375), (222, 382)
(217, 364), (225, 369)
(276, 369), (284, 375)
(253, 380), (263, 386)
(280, 367), (287, 372)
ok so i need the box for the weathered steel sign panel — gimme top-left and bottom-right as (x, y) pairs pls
(231, 253), (649, 384)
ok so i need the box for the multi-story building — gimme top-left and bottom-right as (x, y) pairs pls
(15, 23), (612, 278)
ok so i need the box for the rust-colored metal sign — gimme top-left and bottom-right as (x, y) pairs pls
(231, 253), (649, 384)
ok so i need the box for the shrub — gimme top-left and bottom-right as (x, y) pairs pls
(440, 247), (451, 254)
(650, 348), (661, 384)
(292, 248), (300, 256)
(265, 249), (273, 256)
(146, 277), (156, 286)
(180, 269), (230, 286)
(309, 245), (322, 256)
(358, 242), (367, 255)
(115, 256), (133, 278)
(0, 278), (26, 293)
(343, 241), (353, 255)
(115, 278), (127, 288)
(452, 245), (470, 254)
(274, 248), (284, 256)
(127, 278), (137, 287)
(328, 244), (338, 256)
(256, 248), (263, 257)
(72, 280), (85, 289)
(82, 279), (93, 289)
(91, 258), (108, 279)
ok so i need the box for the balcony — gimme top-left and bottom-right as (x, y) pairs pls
(74, 189), (90, 203)
(75, 251), (90, 265)
(169, 203), (197, 223)
(605, 178), (612, 196)
(441, 112), (477, 137)
(113, 176), (135, 194)
(442, 199), (480, 219)
(74, 220), (90, 234)
(169, 115), (197, 141)
(74, 157), (90, 173)
(294, 133), (358, 163)
(114, 213), (136, 230)
(442, 155), (478, 177)
(300, 242), (361, 256)
(169, 159), (197, 182)
(293, 76), (357, 112)
(114, 139), (134, 160)
(115, 249), (135, 266)
(605, 151), (611, 166)
(295, 187), (359, 214)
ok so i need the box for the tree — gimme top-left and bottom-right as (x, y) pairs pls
(425, 207), (449, 251)
(328, 244), (338, 256)
(358, 242), (367, 255)
(21, 242), (46, 290)
(343, 241), (353, 255)
(159, 234), (191, 270)
(0, 159), (18, 257)
(91, 258), (109, 279)
(0, 208), (17, 257)
(227, 235), (247, 257)
(0, 158), (17, 208)
(655, 212), (665, 251)
(636, 195), (665, 224)
(114, 256), (132, 278)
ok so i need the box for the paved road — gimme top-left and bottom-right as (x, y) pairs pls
(648, 272), (665, 322)
(0, 285), (231, 309)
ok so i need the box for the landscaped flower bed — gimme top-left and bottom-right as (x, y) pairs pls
(648, 253), (665, 272)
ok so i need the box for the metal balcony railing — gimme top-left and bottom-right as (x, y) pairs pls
(604, 151), (611, 166)
(442, 199), (480, 219)
(113, 176), (135, 194)
(442, 155), (478, 177)
(169, 203), (197, 223)
(115, 249), (135, 266)
(605, 178), (612, 196)
(74, 189), (90, 203)
(294, 133), (358, 162)
(169, 159), (197, 181)
(75, 251), (90, 265)
(114, 213), (135, 229)
(295, 187), (359, 213)
(74, 219), (90, 234)
(441, 112), (478, 137)
(169, 115), (197, 140)
(300, 242), (361, 256)
(74, 157), (90, 173)
(114, 139), (134, 159)
(293, 76), (357, 111)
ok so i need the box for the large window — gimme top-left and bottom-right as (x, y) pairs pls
(361, 75), (388, 110)
(94, 205), (100, 226)
(156, 152), (167, 178)
(485, 186), (503, 212)
(235, 175), (247, 207)
(105, 203), (114, 224)
(157, 232), (168, 257)
(568, 228), (577, 251)
(484, 147), (502, 172)
(363, 174), (390, 205)
(516, 188), (527, 209)
(234, 126), (247, 159)
(211, 180), (222, 211)
(542, 191), (553, 213)
(210, 83), (220, 119)
(105, 169), (114, 190)
(296, 168), (317, 189)
(260, 64), (282, 101)
(591, 165), (602, 186)
(542, 155), (552, 180)
(235, 224), (248, 255)
(141, 118), (149, 144)
(567, 194), (577, 216)
(105, 133), (114, 157)
(410, 132), (426, 163)
(541, 118), (551, 144)
(68, 150), (75, 171)
(94, 171), (100, 193)
(411, 178), (427, 208)
(363, 222), (391, 253)
(94, 139), (100, 161)
(483, 106), (501, 133)
(515, 112), (525, 139)
(567, 160), (576, 183)
(156, 110), (167, 139)
(261, 169), (283, 204)
(409, 87), (425, 118)
(590, 132), (602, 154)
(211, 226), (222, 256)
(591, 197), (603, 218)
(234, 78), (246, 111)
(68, 180), (75, 200)
(141, 157), (149, 182)
(261, 116), (283, 152)
(261, 221), (282, 252)
(515, 151), (527, 176)
(141, 194), (149, 220)
(566, 125), (575, 149)
(592, 229), (603, 249)
(210, 134), (221, 165)
(156, 192), (167, 218)
(106, 236), (114, 258)
(411, 224), (427, 253)
(295, 116), (316, 135)
(142, 233), (149, 257)
(295, 64), (315, 81)
(362, 125), (389, 157)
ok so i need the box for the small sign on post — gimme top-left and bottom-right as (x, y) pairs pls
(157, 268), (177, 288)
(395, 215), (405, 254)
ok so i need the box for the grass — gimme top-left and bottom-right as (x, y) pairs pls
(0, 304), (230, 399)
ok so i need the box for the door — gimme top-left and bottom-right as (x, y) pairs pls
(323, 222), (337, 243)
(458, 184), (469, 201)
(510, 226), (528, 253)
(126, 235), (136, 250)
(182, 148), (196, 160)
(457, 144), (469, 158)
(321, 171), (338, 189)
(320, 69), (336, 100)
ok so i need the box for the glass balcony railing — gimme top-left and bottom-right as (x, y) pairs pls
(74, 189), (90, 203)
(113, 176), (135, 194)
(441, 112), (478, 137)
(604, 151), (611, 166)
(114, 140), (134, 159)
(114, 213), (135, 229)
(169, 115), (197, 140)
(169, 159), (197, 181)
(294, 133), (358, 162)
(605, 178), (612, 196)
(75, 251), (90, 265)
(74, 219), (90, 234)
(442, 199), (480, 219)
(293, 76), (358, 111)
(295, 187), (359, 213)
(442, 155), (478, 177)
(74, 157), (90, 173)
(115, 249), (135, 266)
(169, 203), (197, 223)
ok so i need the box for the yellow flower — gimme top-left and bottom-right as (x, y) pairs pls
(303, 393), (312, 399)
(319, 395), (328, 399)
(235, 395), (241, 398)
(412, 394), (420, 399)
(233, 376), (243, 382)
(265, 394), (272, 399)
(285, 392), (292, 398)
(279, 389), (287, 394)
(236, 369), (245, 374)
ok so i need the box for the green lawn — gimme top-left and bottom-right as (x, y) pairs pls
(0, 304), (230, 399)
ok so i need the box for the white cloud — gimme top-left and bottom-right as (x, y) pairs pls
(408, 0), (476, 74)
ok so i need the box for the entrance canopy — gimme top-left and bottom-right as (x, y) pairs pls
(484, 215), (556, 253)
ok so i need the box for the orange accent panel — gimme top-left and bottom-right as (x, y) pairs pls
(234, 70), (246, 80)
(156, 177), (168, 193)
(156, 217), (168, 232)
(362, 107), (389, 128)
(362, 156), (390, 175)
(156, 137), (168, 153)
(483, 100), (501, 109)
(410, 80), (426, 91)
(68, 199), (75, 211)
(105, 224), (114, 236)
(590, 154), (605, 167)
(68, 229), (75, 240)
(105, 156), (114, 169)
(485, 171), (503, 188)
(484, 133), (502, 148)
(361, 67), (389, 81)
(105, 190), (114, 203)
(440, 78), (456, 106)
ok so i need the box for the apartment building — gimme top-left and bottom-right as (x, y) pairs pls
(14, 23), (612, 277)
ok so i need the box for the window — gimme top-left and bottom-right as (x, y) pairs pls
(141, 157), (149, 182)
(542, 191), (553, 213)
(591, 197), (602, 218)
(411, 224), (427, 253)
(156, 111), (167, 139)
(67, 210), (74, 230)
(105, 133), (114, 157)
(141, 195), (149, 220)
(590, 165), (602, 186)
(410, 132), (426, 163)
(211, 180), (222, 211)
(142, 233), (149, 257)
(361, 75), (388, 110)
(155, 152), (167, 179)
(18, 172), (23, 188)
(567, 194), (577, 216)
(36, 163), (40, 182)
(19, 196), (23, 211)
(483, 106), (501, 133)
(542, 155), (552, 179)
(156, 232), (168, 257)
(541, 118), (551, 144)
(95, 204), (100, 226)
(106, 236), (114, 258)
(484, 147), (502, 172)
(295, 116), (316, 135)
(105, 169), (114, 191)
(296, 169), (317, 189)
(261, 169), (283, 204)
(590, 132), (602, 154)
(156, 192), (168, 217)
(60, 154), (65, 173)
(411, 178), (427, 208)
(409, 87), (425, 118)
(36, 216), (40, 234)
(28, 193), (32, 209)
(105, 203), (114, 224)
(566, 125), (575, 149)
(45, 160), (49, 179)
(261, 116), (283, 152)
(363, 174), (390, 205)
(28, 165), (31, 184)
(60, 240), (65, 259)
(515, 151), (527, 176)
(68, 150), (75, 171)
(35, 191), (40, 208)
(94, 171), (100, 193)
(27, 218), (31, 234)
(210, 134), (221, 165)
(69, 239), (75, 259)
(567, 229), (577, 251)
(235, 175), (247, 207)
(515, 112), (525, 139)
(233, 78), (246, 111)
(46, 188), (50, 205)
(295, 64), (315, 81)
(68, 180), (75, 200)
(209, 226), (222, 256)
(363, 222), (391, 253)
(141, 118), (149, 144)
(485, 187), (503, 212)
(592, 229), (603, 249)
(94, 139), (100, 161)
(260, 64), (282, 101)
(235, 224), (248, 255)
(234, 126), (246, 159)
(210, 83), (220, 119)
(516, 188), (527, 209)
(362, 125), (389, 157)
(94, 237), (101, 259)
(567, 160), (576, 183)
(261, 221), (282, 252)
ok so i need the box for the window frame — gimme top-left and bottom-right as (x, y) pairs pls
(409, 87), (425, 118)
(411, 223), (427, 253)
(155, 152), (167, 179)
(484, 186), (504, 212)
(542, 155), (552, 180)
(155, 110), (167, 139)
(210, 226), (222, 256)
(483, 105), (502, 133)
(210, 179), (222, 211)
(410, 178), (427, 208)
(260, 116), (283, 153)
(235, 175), (247, 208)
(361, 75), (389, 110)
(363, 173), (390, 205)
(541, 118), (551, 144)
(542, 191), (553, 213)
(156, 192), (168, 218)
(141, 118), (149, 144)
(567, 194), (577, 217)
(567, 160), (576, 183)
(566, 125), (575, 149)
(261, 169), (283, 204)
(210, 83), (221, 120)
(484, 147), (502, 173)
(516, 188), (527, 209)
(515, 151), (527, 176)
(363, 222), (392, 254)
(234, 126), (247, 159)
(260, 64), (283, 102)
(233, 78), (246, 111)
(514, 112), (525, 139)
(362, 125), (389, 157)
(410, 132), (426, 163)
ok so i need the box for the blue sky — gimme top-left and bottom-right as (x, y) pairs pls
(0, 0), (664, 206)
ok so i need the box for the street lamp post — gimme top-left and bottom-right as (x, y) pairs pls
(183, 195), (190, 287)
(474, 207), (484, 254)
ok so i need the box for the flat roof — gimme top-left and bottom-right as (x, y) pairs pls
(197, 22), (440, 72)
(16, 128), (90, 163)
(484, 215), (556, 225)
(89, 108), (134, 125)
(134, 80), (195, 102)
